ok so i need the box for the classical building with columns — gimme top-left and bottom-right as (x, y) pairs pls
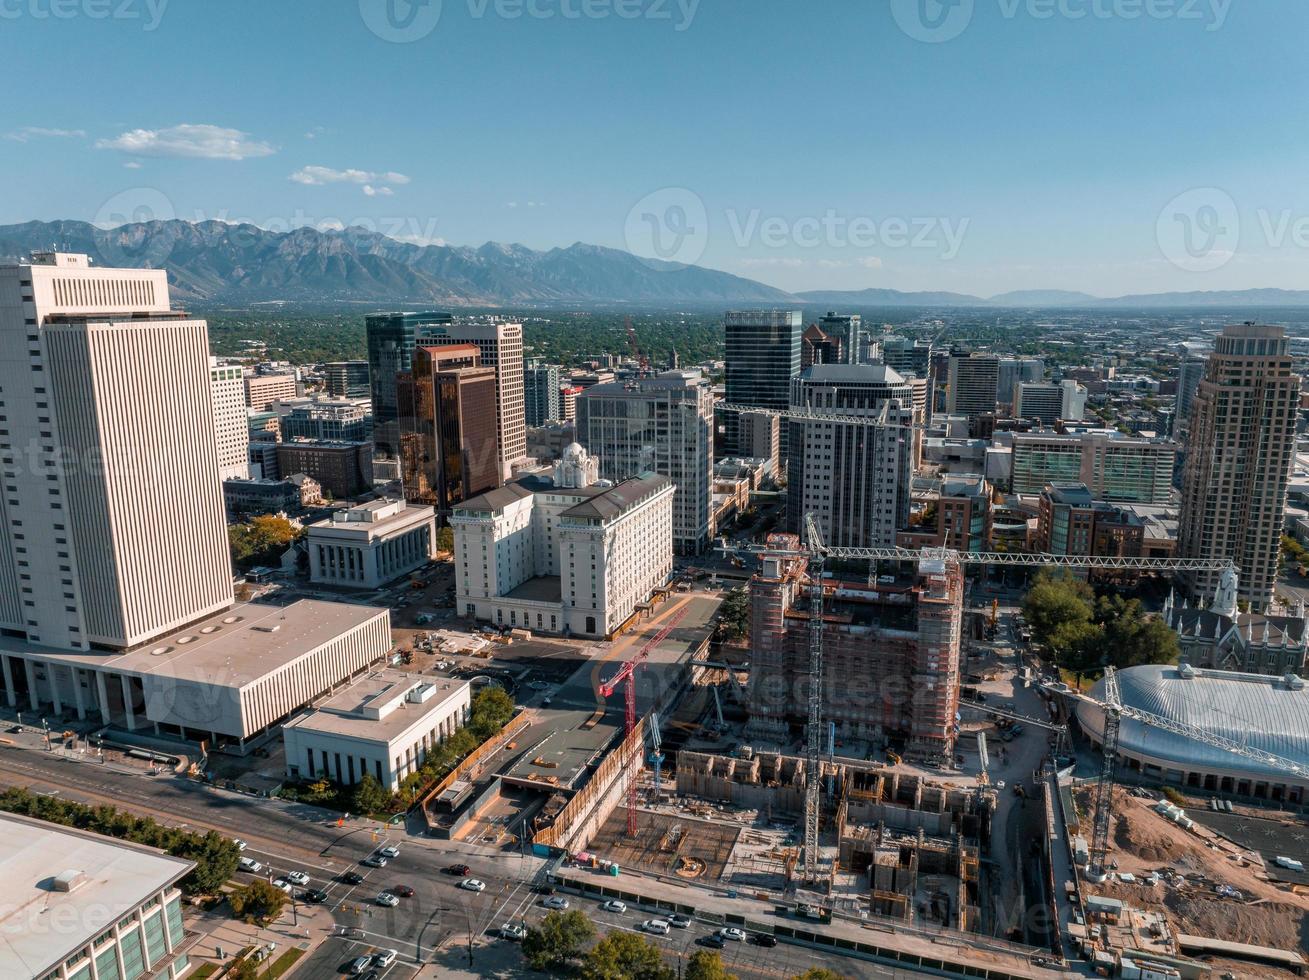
(282, 670), (470, 791)
(307, 498), (437, 588)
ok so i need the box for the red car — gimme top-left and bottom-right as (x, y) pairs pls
(392, 884), (415, 897)
(444, 864), (471, 876)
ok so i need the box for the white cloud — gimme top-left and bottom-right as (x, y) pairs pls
(290, 166), (410, 187)
(96, 124), (276, 160)
(506, 202), (519, 209)
(5, 126), (86, 142)
(856, 256), (884, 270)
(739, 257), (806, 269)
(362, 185), (394, 197)
(123, 161), (143, 169)
(304, 126), (327, 140)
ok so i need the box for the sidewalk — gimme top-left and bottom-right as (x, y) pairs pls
(188, 900), (337, 977)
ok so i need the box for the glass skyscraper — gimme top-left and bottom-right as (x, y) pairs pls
(723, 310), (803, 458)
(366, 311), (453, 455)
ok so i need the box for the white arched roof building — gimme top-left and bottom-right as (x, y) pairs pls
(1076, 664), (1309, 803)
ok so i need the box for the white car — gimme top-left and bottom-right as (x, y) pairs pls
(543, 895), (569, 910)
(372, 949), (397, 968)
(271, 878), (293, 894)
(718, 927), (746, 942)
(641, 919), (670, 935)
(601, 900), (627, 913)
(233, 839), (248, 852)
(376, 891), (400, 907)
(238, 857), (262, 873)
(285, 871), (310, 887)
(379, 845), (401, 859)
(459, 878), (486, 892)
(500, 923), (527, 940)
(362, 855), (388, 868)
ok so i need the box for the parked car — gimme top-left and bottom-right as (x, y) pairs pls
(379, 845), (401, 859)
(459, 879), (486, 893)
(375, 892), (400, 907)
(601, 900), (627, 913)
(500, 923), (527, 941)
(542, 895), (569, 910)
(445, 864), (471, 876)
(339, 871), (365, 885)
(362, 855), (388, 868)
(372, 949), (397, 968)
(285, 871), (310, 886)
(233, 839), (248, 851)
(717, 927), (746, 942)
(299, 888), (328, 904)
(667, 913), (692, 928)
(271, 878), (293, 894)
(348, 955), (373, 976)
(700, 934), (726, 949)
(752, 933), (778, 947)
(392, 884), (414, 897)
(641, 919), (670, 936)
(238, 857), (262, 873)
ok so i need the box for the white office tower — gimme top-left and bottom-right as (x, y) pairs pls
(1060, 379), (1088, 421)
(575, 370), (714, 556)
(420, 318), (526, 479)
(0, 253), (232, 651)
(786, 364), (918, 549)
(211, 358), (251, 480)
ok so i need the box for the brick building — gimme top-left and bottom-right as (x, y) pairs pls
(745, 534), (963, 762)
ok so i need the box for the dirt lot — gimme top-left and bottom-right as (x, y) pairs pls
(1084, 786), (1309, 957)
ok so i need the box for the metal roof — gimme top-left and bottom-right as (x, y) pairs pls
(1076, 664), (1309, 781)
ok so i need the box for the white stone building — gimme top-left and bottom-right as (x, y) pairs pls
(451, 445), (674, 638)
(210, 358), (250, 481)
(307, 498), (436, 588)
(283, 670), (470, 791)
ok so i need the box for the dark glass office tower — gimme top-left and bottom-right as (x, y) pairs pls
(365, 311), (453, 455)
(723, 310), (803, 459)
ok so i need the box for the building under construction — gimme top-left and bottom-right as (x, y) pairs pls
(678, 748), (988, 931)
(746, 534), (964, 761)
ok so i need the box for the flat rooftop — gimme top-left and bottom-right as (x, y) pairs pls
(0, 813), (194, 979)
(0, 600), (389, 688)
(284, 669), (468, 741)
(506, 576), (564, 603)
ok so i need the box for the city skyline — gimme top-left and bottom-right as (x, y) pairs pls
(1, 3), (1307, 296)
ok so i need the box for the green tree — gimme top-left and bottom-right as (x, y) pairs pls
(435, 526), (454, 553)
(469, 686), (515, 738)
(225, 958), (260, 980)
(228, 514), (305, 571)
(1022, 572), (1098, 674)
(351, 773), (392, 815)
(717, 588), (750, 641)
(686, 949), (739, 980)
(581, 930), (674, 980)
(521, 909), (595, 972)
(228, 879), (288, 925)
(791, 970), (849, 980)
(1097, 595), (1179, 669)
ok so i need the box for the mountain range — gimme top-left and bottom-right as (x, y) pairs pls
(3, 219), (1309, 309)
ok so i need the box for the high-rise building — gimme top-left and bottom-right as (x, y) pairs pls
(398, 345), (500, 513)
(559, 384), (582, 423)
(946, 354), (1000, 431)
(243, 371), (299, 411)
(276, 440), (373, 500)
(1060, 379), (1089, 421)
(1179, 324), (1300, 609)
(525, 361), (562, 427)
(1012, 381), (1063, 423)
(880, 336), (933, 380)
(365, 311), (453, 456)
(997, 357), (1044, 405)
(418, 319), (526, 480)
(279, 398), (373, 443)
(801, 322), (844, 369)
(210, 359), (250, 481)
(786, 365), (918, 548)
(324, 360), (370, 399)
(0, 252), (233, 651)
(724, 310), (803, 457)
(1010, 432), (1177, 504)
(1173, 356), (1207, 439)
(576, 370), (714, 555)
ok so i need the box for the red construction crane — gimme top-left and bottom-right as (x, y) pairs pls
(599, 604), (690, 836)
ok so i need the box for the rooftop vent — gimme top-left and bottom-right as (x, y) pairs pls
(52, 870), (87, 893)
(1286, 674), (1305, 691)
(253, 625), (281, 634)
(1177, 663), (1197, 679)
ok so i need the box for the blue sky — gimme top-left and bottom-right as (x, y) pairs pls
(2, 0), (1305, 296)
